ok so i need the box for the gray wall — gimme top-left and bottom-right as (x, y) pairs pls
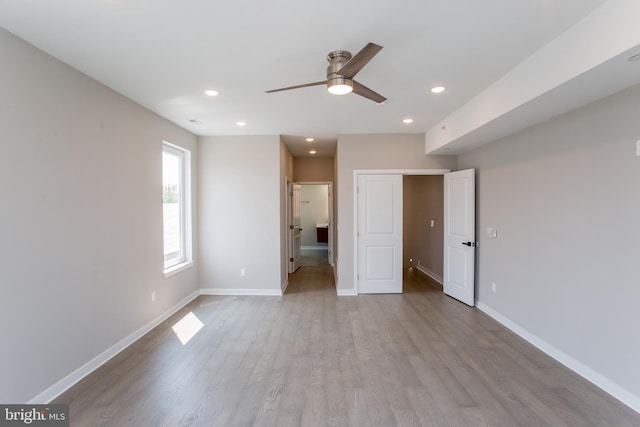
(403, 175), (444, 281)
(336, 133), (456, 293)
(198, 135), (283, 293)
(459, 83), (640, 401)
(0, 28), (199, 402)
(294, 156), (335, 182)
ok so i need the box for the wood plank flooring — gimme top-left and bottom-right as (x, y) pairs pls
(54, 266), (640, 426)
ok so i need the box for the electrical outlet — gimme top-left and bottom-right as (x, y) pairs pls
(151, 291), (157, 302)
(240, 268), (246, 276)
(492, 282), (497, 293)
(430, 219), (435, 228)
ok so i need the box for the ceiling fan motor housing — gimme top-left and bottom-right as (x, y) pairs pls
(327, 50), (353, 91)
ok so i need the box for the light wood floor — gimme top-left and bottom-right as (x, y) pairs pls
(55, 266), (640, 426)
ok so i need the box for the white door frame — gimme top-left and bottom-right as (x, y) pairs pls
(286, 179), (295, 273)
(353, 169), (450, 294)
(289, 181), (334, 269)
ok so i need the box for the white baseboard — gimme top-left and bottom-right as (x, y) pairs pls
(200, 288), (283, 296)
(416, 263), (443, 284)
(301, 245), (328, 250)
(281, 279), (289, 294)
(476, 300), (640, 414)
(30, 290), (200, 404)
(337, 288), (357, 296)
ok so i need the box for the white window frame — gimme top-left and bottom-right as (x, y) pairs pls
(163, 141), (193, 277)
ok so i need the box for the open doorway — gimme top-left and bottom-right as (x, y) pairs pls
(299, 184), (331, 266)
(403, 174), (444, 284)
(354, 169), (448, 294)
(354, 168), (476, 305)
(288, 182), (334, 272)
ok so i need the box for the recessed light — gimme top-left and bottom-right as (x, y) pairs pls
(306, 137), (314, 142)
(430, 86), (446, 94)
(236, 121), (247, 127)
(628, 54), (640, 63)
(204, 89), (219, 97)
(309, 150), (317, 155)
(403, 118), (414, 124)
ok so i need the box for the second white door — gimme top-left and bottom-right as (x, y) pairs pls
(443, 169), (476, 306)
(357, 174), (403, 294)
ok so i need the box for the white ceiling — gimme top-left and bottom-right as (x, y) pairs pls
(2, 0), (635, 157)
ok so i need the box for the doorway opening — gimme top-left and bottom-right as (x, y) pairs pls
(354, 168), (476, 306)
(288, 181), (333, 273)
(300, 184), (330, 266)
(403, 174), (445, 284)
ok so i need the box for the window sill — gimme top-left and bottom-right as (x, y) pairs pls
(164, 260), (194, 278)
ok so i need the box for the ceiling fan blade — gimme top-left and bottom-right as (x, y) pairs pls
(265, 81), (327, 93)
(353, 81), (387, 104)
(338, 42), (383, 78)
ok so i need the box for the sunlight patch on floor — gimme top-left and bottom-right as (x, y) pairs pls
(172, 311), (204, 345)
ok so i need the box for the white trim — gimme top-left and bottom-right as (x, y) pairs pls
(416, 263), (443, 285)
(352, 172), (359, 293)
(29, 290), (200, 404)
(281, 279), (290, 294)
(163, 260), (194, 278)
(354, 169), (450, 175)
(353, 168), (451, 295)
(476, 300), (640, 414)
(162, 141), (193, 273)
(200, 288), (283, 296)
(337, 288), (357, 296)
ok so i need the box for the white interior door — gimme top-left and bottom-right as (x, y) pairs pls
(443, 169), (476, 306)
(291, 183), (302, 272)
(357, 174), (402, 294)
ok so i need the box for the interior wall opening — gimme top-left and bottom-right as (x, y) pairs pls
(403, 174), (444, 286)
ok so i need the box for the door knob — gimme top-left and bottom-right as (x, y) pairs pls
(462, 241), (476, 247)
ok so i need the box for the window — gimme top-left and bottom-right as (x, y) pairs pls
(163, 142), (192, 274)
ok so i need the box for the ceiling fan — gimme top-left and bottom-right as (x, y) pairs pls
(265, 42), (387, 104)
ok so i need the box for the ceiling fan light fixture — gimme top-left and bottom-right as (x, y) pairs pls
(327, 77), (353, 95)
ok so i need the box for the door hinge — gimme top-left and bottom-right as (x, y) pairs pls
(289, 257), (294, 262)
(289, 224), (294, 229)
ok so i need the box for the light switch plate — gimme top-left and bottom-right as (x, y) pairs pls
(636, 140), (640, 157)
(486, 227), (498, 239)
